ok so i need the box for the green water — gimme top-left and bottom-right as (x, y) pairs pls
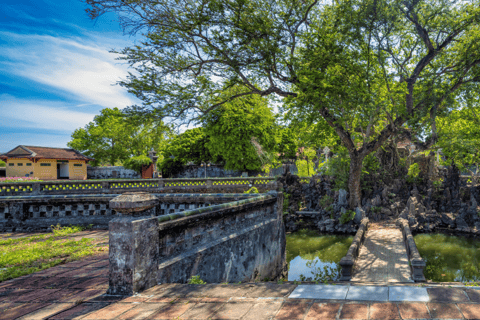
(414, 233), (480, 282)
(286, 229), (353, 282)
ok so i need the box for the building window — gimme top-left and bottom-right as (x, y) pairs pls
(8, 163), (14, 166)
(40, 163), (51, 167)
(26, 163), (32, 166)
(17, 163), (23, 166)
(73, 164), (83, 167)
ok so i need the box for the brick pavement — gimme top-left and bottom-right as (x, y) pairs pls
(2, 229), (480, 319)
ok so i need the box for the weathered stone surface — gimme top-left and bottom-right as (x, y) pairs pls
(108, 216), (160, 295)
(109, 192), (158, 215)
(338, 189), (348, 207)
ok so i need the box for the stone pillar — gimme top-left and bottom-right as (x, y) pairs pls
(108, 216), (159, 295)
(108, 192), (160, 295)
(31, 183), (41, 195)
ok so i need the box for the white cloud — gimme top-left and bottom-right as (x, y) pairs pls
(0, 31), (139, 109)
(0, 94), (97, 132)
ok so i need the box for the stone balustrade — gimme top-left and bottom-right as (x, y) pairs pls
(339, 218), (370, 281)
(397, 218), (426, 282)
(0, 177), (279, 197)
(108, 191), (287, 295)
(0, 193), (262, 232)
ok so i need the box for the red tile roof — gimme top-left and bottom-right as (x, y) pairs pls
(0, 145), (94, 161)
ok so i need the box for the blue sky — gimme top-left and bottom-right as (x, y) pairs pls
(0, 0), (143, 153)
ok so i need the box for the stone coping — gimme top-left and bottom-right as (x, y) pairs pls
(157, 193), (277, 225)
(339, 218), (369, 281)
(0, 193), (262, 201)
(397, 218), (426, 282)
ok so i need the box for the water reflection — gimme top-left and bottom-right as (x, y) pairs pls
(286, 229), (353, 281)
(414, 233), (480, 282)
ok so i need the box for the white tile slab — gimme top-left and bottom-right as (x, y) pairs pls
(346, 286), (388, 301)
(389, 286), (429, 302)
(289, 285), (349, 300)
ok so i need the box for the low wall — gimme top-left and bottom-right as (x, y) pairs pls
(108, 192), (286, 294)
(0, 177), (278, 197)
(87, 166), (140, 179)
(339, 218), (369, 281)
(0, 193), (262, 232)
(397, 218), (426, 282)
(170, 165), (244, 178)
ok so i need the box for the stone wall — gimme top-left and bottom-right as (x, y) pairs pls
(87, 166), (140, 179)
(108, 192), (287, 294)
(170, 165), (254, 178)
(0, 193), (262, 232)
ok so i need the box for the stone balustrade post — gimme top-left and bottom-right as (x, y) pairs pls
(206, 179), (213, 189)
(31, 183), (41, 195)
(108, 192), (160, 295)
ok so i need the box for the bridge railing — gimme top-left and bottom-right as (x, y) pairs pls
(0, 177), (278, 197)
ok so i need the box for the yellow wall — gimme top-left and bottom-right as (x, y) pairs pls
(34, 159), (57, 180)
(5, 158), (34, 178)
(69, 160), (87, 180)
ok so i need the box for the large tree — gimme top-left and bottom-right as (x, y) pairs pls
(68, 107), (170, 166)
(84, 0), (480, 208)
(202, 86), (277, 171)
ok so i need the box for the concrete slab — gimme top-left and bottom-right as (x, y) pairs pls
(388, 286), (429, 302)
(346, 286), (388, 301)
(288, 285), (349, 300)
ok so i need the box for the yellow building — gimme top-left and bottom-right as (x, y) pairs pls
(0, 146), (94, 180)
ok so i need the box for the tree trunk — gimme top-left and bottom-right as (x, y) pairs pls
(348, 154), (364, 209)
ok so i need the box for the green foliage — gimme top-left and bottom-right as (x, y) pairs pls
(68, 107), (169, 166)
(432, 178), (444, 189)
(159, 128), (215, 177)
(406, 163), (421, 184)
(202, 86), (277, 171)
(187, 275), (206, 284)
(0, 160), (5, 167)
(283, 192), (290, 214)
(123, 155), (153, 173)
(339, 210), (356, 225)
(371, 206), (382, 214)
(298, 261), (341, 283)
(244, 186), (259, 194)
(319, 195), (333, 208)
(324, 148), (350, 191)
(436, 107), (480, 185)
(277, 127), (298, 160)
(296, 147), (317, 177)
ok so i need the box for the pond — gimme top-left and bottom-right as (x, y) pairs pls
(286, 229), (353, 282)
(414, 233), (480, 282)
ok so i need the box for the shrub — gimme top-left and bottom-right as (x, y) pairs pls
(339, 210), (356, 224)
(123, 155), (152, 173)
(188, 275), (206, 284)
(283, 192), (290, 214)
(0, 160), (5, 167)
(319, 195), (333, 208)
(406, 163), (421, 184)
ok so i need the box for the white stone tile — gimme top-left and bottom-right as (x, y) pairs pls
(388, 286), (429, 302)
(346, 286), (388, 301)
(288, 285), (349, 300)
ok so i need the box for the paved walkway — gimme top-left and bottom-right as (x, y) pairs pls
(351, 223), (412, 283)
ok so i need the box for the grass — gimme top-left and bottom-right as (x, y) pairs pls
(0, 224), (106, 282)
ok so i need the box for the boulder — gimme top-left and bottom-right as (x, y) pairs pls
(354, 207), (365, 225)
(338, 189), (348, 207)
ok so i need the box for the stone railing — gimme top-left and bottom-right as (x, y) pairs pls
(0, 177), (278, 197)
(397, 218), (426, 282)
(0, 193), (262, 232)
(108, 191), (286, 295)
(339, 217), (369, 281)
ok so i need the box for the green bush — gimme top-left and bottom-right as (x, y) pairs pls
(406, 163), (421, 184)
(319, 195), (333, 208)
(123, 155), (153, 173)
(244, 186), (259, 194)
(0, 160), (5, 167)
(188, 275), (206, 284)
(371, 206), (382, 214)
(339, 210), (356, 224)
(283, 192), (290, 214)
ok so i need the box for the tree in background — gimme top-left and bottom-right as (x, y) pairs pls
(158, 127), (215, 177)
(0, 160), (5, 167)
(68, 107), (170, 167)
(84, 0), (480, 208)
(202, 86), (277, 171)
(437, 105), (480, 185)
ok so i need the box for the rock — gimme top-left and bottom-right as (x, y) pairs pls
(338, 189), (348, 207)
(471, 196), (478, 212)
(372, 195), (381, 207)
(354, 207), (365, 225)
(455, 217), (469, 232)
